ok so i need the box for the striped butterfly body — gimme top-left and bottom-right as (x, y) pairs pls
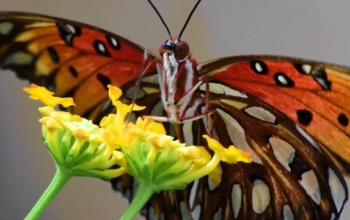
(0, 7), (350, 220)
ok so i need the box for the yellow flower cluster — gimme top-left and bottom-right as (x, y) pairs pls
(24, 84), (126, 179)
(24, 84), (252, 187)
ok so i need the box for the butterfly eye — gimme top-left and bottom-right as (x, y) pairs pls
(159, 42), (167, 57)
(159, 40), (177, 57)
(174, 41), (189, 61)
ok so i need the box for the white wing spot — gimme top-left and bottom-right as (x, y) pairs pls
(217, 109), (263, 163)
(231, 183), (242, 219)
(142, 74), (159, 83)
(252, 179), (271, 214)
(299, 170), (321, 204)
(191, 205), (201, 220)
(110, 36), (118, 47)
(65, 24), (77, 34)
(0, 21), (14, 35)
(151, 101), (164, 117)
(180, 202), (192, 220)
(283, 205), (294, 220)
(331, 213), (336, 220)
(245, 106), (276, 123)
(189, 180), (199, 209)
(295, 125), (321, 151)
(301, 64), (312, 74)
(269, 137), (295, 171)
(213, 207), (222, 220)
(183, 121), (194, 145)
(97, 42), (107, 53)
(125, 86), (145, 100)
(328, 168), (346, 212)
(199, 83), (248, 98)
(3, 52), (33, 66)
(255, 62), (263, 72)
(148, 207), (159, 219)
(277, 74), (289, 85)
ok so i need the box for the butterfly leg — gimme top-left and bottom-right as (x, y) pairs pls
(180, 110), (216, 123)
(147, 111), (215, 123)
(126, 50), (158, 122)
(129, 49), (152, 101)
(151, 79), (216, 124)
(180, 78), (217, 136)
(147, 101), (215, 124)
(203, 78), (216, 135)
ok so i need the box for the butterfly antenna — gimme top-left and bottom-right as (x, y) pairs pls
(178, 0), (202, 39)
(148, 0), (171, 36)
(126, 49), (149, 124)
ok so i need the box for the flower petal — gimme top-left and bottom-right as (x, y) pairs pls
(107, 84), (122, 104)
(24, 84), (75, 107)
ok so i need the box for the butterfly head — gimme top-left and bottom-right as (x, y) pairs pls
(159, 37), (190, 62)
(156, 36), (203, 123)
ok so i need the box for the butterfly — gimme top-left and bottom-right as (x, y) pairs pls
(0, 0), (349, 219)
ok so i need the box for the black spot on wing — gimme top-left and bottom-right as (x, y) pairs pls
(68, 66), (78, 78)
(47, 47), (59, 63)
(250, 60), (268, 75)
(296, 109), (313, 126)
(289, 158), (312, 180)
(97, 73), (111, 90)
(338, 113), (349, 126)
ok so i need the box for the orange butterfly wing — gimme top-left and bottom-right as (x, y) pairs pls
(0, 12), (160, 121)
(199, 55), (350, 175)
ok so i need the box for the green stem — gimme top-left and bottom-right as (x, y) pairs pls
(120, 181), (154, 220)
(25, 168), (71, 220)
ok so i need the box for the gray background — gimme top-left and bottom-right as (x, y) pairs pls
(1, 0), (350, 219)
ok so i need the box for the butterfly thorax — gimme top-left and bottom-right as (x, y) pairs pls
(157, 38), (204, 123)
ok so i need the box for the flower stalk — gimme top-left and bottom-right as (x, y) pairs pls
(120, 181), (154, 220)
(25, 169), (71, 220)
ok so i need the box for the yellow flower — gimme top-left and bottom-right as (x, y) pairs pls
(157, 135), (252, 189)
(23, 83), (253, 220)
(202, 135), (252, 186)
(107, 85), (145, 124)
(203, 135), (252, 163)
(134, 117), (166, 135)
(24, 84), (127, 180)
(23, 83), (74, 107)
(24, 83), (252, 191)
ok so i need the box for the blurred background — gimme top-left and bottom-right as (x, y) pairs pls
(1, 0), (350, 219)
